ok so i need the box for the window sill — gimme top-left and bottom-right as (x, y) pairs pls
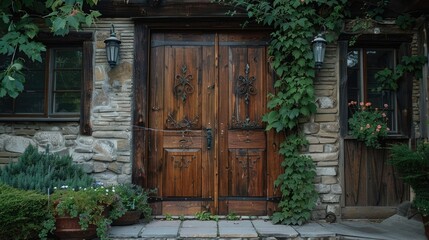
(343, 134), (409, 140)
(0, 117), (80, 122)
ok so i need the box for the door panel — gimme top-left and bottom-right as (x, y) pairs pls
(148, 31), (276, 215)
(218, 33), (271, 215)
(149, 32), (215, 215)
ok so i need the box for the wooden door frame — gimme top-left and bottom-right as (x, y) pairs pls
(338, 36), (413, 219)
(131, 18), (274, 213)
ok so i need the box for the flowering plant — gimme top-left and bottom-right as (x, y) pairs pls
(41, 185), (126, 240)
(348, 101), (389, 148)
(115, 184), (154, 216)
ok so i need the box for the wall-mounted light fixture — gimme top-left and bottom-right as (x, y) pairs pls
(312, 33), (327, 69)
(104, 24), (121, 68)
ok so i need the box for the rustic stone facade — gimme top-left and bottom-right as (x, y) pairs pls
(0, 19), (135, 186)
(0, 18), (424, 220)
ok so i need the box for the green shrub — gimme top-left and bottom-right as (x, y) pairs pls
(0, 184), (49, 240)
(0, 145), (94, 193)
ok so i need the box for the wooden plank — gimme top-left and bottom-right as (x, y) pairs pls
(80, 40), (93, 135)
(341, 206), (397, 219)
(228, 130), (266, 149)
(225, 200), (267, 215)
(132, 23), (149, 186)
(162, 201), (207, 215)
(163, 136), (203, 148)
(148, 32), (165, 194)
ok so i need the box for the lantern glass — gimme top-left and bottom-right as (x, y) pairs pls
(106, 41), (120, 67)
(104, 25), (121, 68)
(312, 34), (327, 69)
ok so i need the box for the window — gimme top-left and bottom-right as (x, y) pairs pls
(339, 37), (413, 138)
(0, 47), (82, 118)
(346, 48), (398, 132)
(0, 32), (93, 135)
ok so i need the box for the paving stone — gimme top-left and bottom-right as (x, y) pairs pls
(109, 223), (145, 238)
(293, 222), (335, 237)
(252, 220), (299, 238)
(140, 220), (180, 238)
(180, 220), (217, 238)
(218, 220), (258, 238)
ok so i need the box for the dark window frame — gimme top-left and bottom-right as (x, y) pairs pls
(339, 34), (413, 139)
(0, 32), (93, 135)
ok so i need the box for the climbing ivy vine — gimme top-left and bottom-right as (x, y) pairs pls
(215, 0), (348, 225)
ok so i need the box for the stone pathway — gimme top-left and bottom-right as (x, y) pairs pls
(108, 214), (426, 240)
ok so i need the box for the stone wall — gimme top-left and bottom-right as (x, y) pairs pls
(303, 44), (341, 219)
(0, 19), (135, 186)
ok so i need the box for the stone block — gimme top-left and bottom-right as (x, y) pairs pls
(34, 131), (65, 150)
(306, 152), (338, 161)
(319, 138), (337, 144)
(117, 174), (132, 184)
(321, 176), (338, 184)
(92, 154), (114, 162)
(316, 97), (336, 109)
(306, 136), (320, 144)
(92, 131), (129, 139)
(315, 114), (337, 122)
(93, 162), (107, 172)
(4, 136), (36, 153)
(79, 162), (94, 173)
(309, 144), (324, 153)
(108, 162), (123, 174)
(95, 65), (107, 81)
(117, 156), (130, 163)
(92, 171), (118, 186)
(320, 123), (340, 133)
(317, 161), (338, 167)
(93, 139), (116, 157)
(316, 167), (337, 176)
(331, 184), (342, 194)
(117, 139), (130, 151)
(321, 194), (341, 203)
(324, 144), (338, 153)
(303, 122), (320, 134)
(315, 184), (331, 193)
(327, 204), (341, 216)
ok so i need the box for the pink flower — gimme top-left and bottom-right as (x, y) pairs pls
(376, 129), (380, 132)
(365, 102), (372, 107)
(360, 102), (364, 106)
(366, 124), (371, 128)
(384, 104), (388, 108)
(377, 125), (381, 129)
(382, 113), (386, 118)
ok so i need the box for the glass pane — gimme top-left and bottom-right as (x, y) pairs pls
(15, 93), (44, 113)
(53, 92), (81, 113)
(0, 97), (13, 113)
(25, 70), (45, 90)
(366, 49), (394, 68)
(54, 71), (82, 90)
(54, 49), (82, 68)
(347, 50), (359, 68)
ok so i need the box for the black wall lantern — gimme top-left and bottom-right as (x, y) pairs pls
(104, 25), (121, 68)
(312, 33), (327, 69)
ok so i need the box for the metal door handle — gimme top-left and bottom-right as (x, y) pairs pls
(206, 128), (212, 150)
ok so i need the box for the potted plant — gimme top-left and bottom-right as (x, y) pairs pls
(41, 185), (125, 240)
(390, 143), (429, 238)
(348, 101), (390, 148)
(112, 183), (154, 225)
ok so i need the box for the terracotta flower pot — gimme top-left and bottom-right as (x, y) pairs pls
(112, 210), (142, 226)
(54, 216), (97, 240)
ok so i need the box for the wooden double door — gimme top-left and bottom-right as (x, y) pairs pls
(147, 31), (281, 215)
